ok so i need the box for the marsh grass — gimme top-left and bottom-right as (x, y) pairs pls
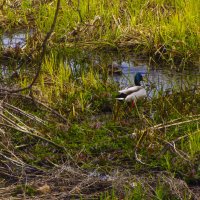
(1, 57), (200, 199)
(188, 129), (200, 158)
(24, 53), (117, 119)
(0, 0), (200, 65)
(0, 46), (199, 198)
(16, 53), (199, 175)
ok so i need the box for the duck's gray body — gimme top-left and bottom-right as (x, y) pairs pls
(116, 72), (147, 103)
(117, 86), (147, 102)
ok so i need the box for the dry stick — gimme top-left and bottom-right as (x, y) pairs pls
(161, 139), (190, 162)
(0, 122), (65, 150)
(0, 151), (31, 169)
(152, 114), (200, 129)
(119, 115), (200, 140)
(0, 0), (61, 93)
(3, 102), (46, 124)
(134, 116), (200, 165)
(4, 109), (32, 129)
(0, 141), (42, 172)
(153, 117), (200, 130)
(0, 112), (28, 132)
(134, 130), (151, 166)
(160, 128), (200, 160)
(0, 92), (67, 123)
(0, 123), (27, 135)
(0, 115), (29, 133)
(0, 112), (65, 150)
(1, 105), (39, 133)
(0, 128), (5, 134)
(1, 97), (69, 163)
(0, 150), (44, 177)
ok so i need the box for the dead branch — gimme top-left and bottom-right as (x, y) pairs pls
(3, 102), (46, 125)
(133, 115), (200, 165)
(0, 110), (65, 150)
(0, 92), (67, 123)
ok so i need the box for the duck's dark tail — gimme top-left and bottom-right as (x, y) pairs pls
(115, 93), (127, 101)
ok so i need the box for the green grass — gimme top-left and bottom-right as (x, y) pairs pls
(1, 0), (200, 64)
(14, 52), (199, 176)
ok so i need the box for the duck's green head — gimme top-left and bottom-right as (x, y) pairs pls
(134, 72), (143, 86)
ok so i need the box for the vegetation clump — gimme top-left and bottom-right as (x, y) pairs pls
(0, 0), (200, 65)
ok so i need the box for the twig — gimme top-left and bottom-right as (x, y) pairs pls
(134, 130), (150, 165)
(152, 117), (200, 130)
(162, 139), (190, 162)
(117, 115), (200, 140)
(133, 115), (200, 165)
(0, 112), (65, 150)
(0, 92), (67, 123)
(0, 122), (65, 150)
(3, 102), (46, 125)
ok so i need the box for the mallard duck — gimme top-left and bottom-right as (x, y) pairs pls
(116, 72), (147, 105)
(108, 62), (122, 75)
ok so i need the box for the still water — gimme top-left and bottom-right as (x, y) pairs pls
(1, 30), (33, 48)
(112, 59), (200, 97)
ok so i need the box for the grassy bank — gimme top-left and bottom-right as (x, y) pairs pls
(0, 51), (199, 198)
(0, 0), (200, 65)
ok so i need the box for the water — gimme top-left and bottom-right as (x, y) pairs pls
(66, 51), (200, 97)
(1, 31), (200, 95)
(112, 59), (200, 97)
(0, 30), (34, 79)
(1, 30), (33, 48)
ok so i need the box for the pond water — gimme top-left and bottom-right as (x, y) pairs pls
(111, 59), (200, 97)
(1, 30), (33, 48)
(0, 30), (33, 79)
(1, 31), (200, 96)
